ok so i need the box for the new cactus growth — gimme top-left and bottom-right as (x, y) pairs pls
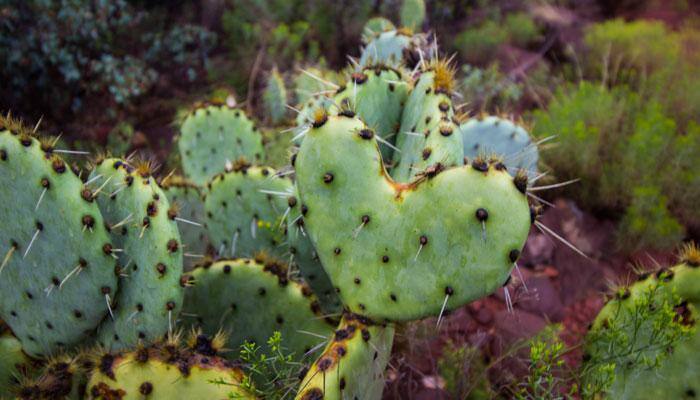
(0, 121), (118, 357)
(583, 244), (700, 399)
(264, 68), (288, 126)
(359, 30), (423, 68)
(362, 18), (396, 44)
(203, 162), (292, 258)
(178, 105), (264, 185)
(182, 258), (335, 362)
(400, 0), (426, 32)
(89, 158), (184, 350)
(85, 332), (257, 399)
(295, 314), (394, 400)
(295, 114), (531, 321)
(460, 116), (539, 175)
(161, 175), (208, 270)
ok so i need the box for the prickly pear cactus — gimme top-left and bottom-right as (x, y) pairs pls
(89, 159), (184, 350)
(17, 355), (83, 400)
(178, 105), (264, 185)
(203, 162), (292, 258)
(362, 17), (396, 44)
(295, 314), (394, 400)
(85, 334), (257, 399)
(0, 122), (117, 357)
(460, 116), (539, 175)
(296, 95), (335, 128)
(286, 187), (342, 312)
(359, 30), (422, 68)
(161, 176), (208, 271)
(400, 0), (426, 31)
(392, 62), (463, 182)
(264, 68), (288, 126)
(1, 330), (31, 398)
(293, 66), (341, 107)
(295, 115), (531, 321)
(583, 245), (700, 399)
(182, 258), (335, 361)
(334, 66), (409, 162)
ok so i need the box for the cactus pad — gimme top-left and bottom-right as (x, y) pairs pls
(89, 159), (184, 350)
(161, 176), (208, 270)
(295, 115), (531, 321)
(0, 128), (117, 357)
(178, 105), (264, 185)
(1, 331), (31, 398)
(264, 68), (288, 126)
(359, 30), (420, 68)
(295, 315), (394, 400)
(460, 116), (539, 175)
(182, 258), (336, 361)
(203, 163), (292, 258)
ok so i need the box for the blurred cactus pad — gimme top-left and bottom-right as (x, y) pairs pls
(1, 1), (700, 399)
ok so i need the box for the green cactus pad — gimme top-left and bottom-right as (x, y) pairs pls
(182, 258), (335, 361)
(392, 68), (463, 182)
(295, 115), (531, 321)
(295, 315), (394, 400)
(362, 18), (396, 44)
(400, 0), (426, 31)
(334, 67), (409, 162)
(359, 30), (419, 68)
(0, 331), (31, 398)
(203, 163), (292, 259)
(460, 116), (539, 175)
(161, 176), (208, 271)
(286, 187), (342, 313)
(85, 335), (256, 399)
(264, 68), (288, 126)
(178, 105), (264, 185)
(293, 67), (341, 107)
(0, 128), (117, 357)
(89, 159), (184, 350)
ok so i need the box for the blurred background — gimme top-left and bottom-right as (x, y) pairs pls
(1, 1), (699, 398)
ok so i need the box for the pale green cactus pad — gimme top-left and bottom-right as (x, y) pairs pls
(182, 258), (336, 361)
(178, 105), (264, 185)
(0, 125), (117, 357)
(295, 315), (395, 400)
(0, 330), (31, 398)
(359, 30), (419, 68)
(203, 163), (292, 259)
(264, 68), (288, 126)
(295, 115), (531, 321)
(90, 158), (184, 350)
(161, 176), (208, 271)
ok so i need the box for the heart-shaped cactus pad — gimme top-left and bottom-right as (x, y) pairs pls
(295, 115), (532, 321)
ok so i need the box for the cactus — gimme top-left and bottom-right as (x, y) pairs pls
(334, 66), (409, 162)
(296, 95), (335, 128)
(264, 68), (288, 126)
(359, 30), (423, 68)
(178, 105), (264, 185)
(392, 61), (463, 182)
(295, 114), (531, 321)
(583, 244), (700, 399)
(1, 330), (31, 398)
(182, 258), (336, 362)
(362, 17), (396, 44)
(286, 187), (342, 313)
(295, 314), (394, 400)
(106, 122), (134, 157)
(89, 158), (184, 350)
(0, 122), (118, 357)
(85, 333), (257, 399)
(203, 162), (292, 259)
(161, 175), (208, 271)
(460, 116), (539, 176)
(16, 355), (84, 400)
(293, 66), (341, 107)
(400, 0), (426, 32)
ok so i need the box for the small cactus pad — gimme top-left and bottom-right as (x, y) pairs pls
(161, 176), (208, 271)
(1, 331), (31, 398)
(361, 18), (396, 44)
(295, 115), (531, 321)
(359, 30), (419, 68)
(182, 259), (335, 361)
(400, 0), (426, 31)
(178, 105), (264, 185)
(334, 67), (409, 162)
(295, 315), (394, 400)
(89, 159), (184, 350)
(584, 254), (700, 399)
(392, 68), (463, 182)
(460, 116), (539, 175)
(264, 67), (288, 126)
(203, 163), (292, 258)
(286, 187), (342, 313)
(0, 128), (117, 357)
(85, 334), (256, 399)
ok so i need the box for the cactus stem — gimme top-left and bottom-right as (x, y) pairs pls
(534, 221), (589, 259)
(0, 244), (17, 274)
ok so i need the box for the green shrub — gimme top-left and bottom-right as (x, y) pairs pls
(459, 64), (524, 112)
(455, 20), (509, 65)
(504, 12), (541, 47)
